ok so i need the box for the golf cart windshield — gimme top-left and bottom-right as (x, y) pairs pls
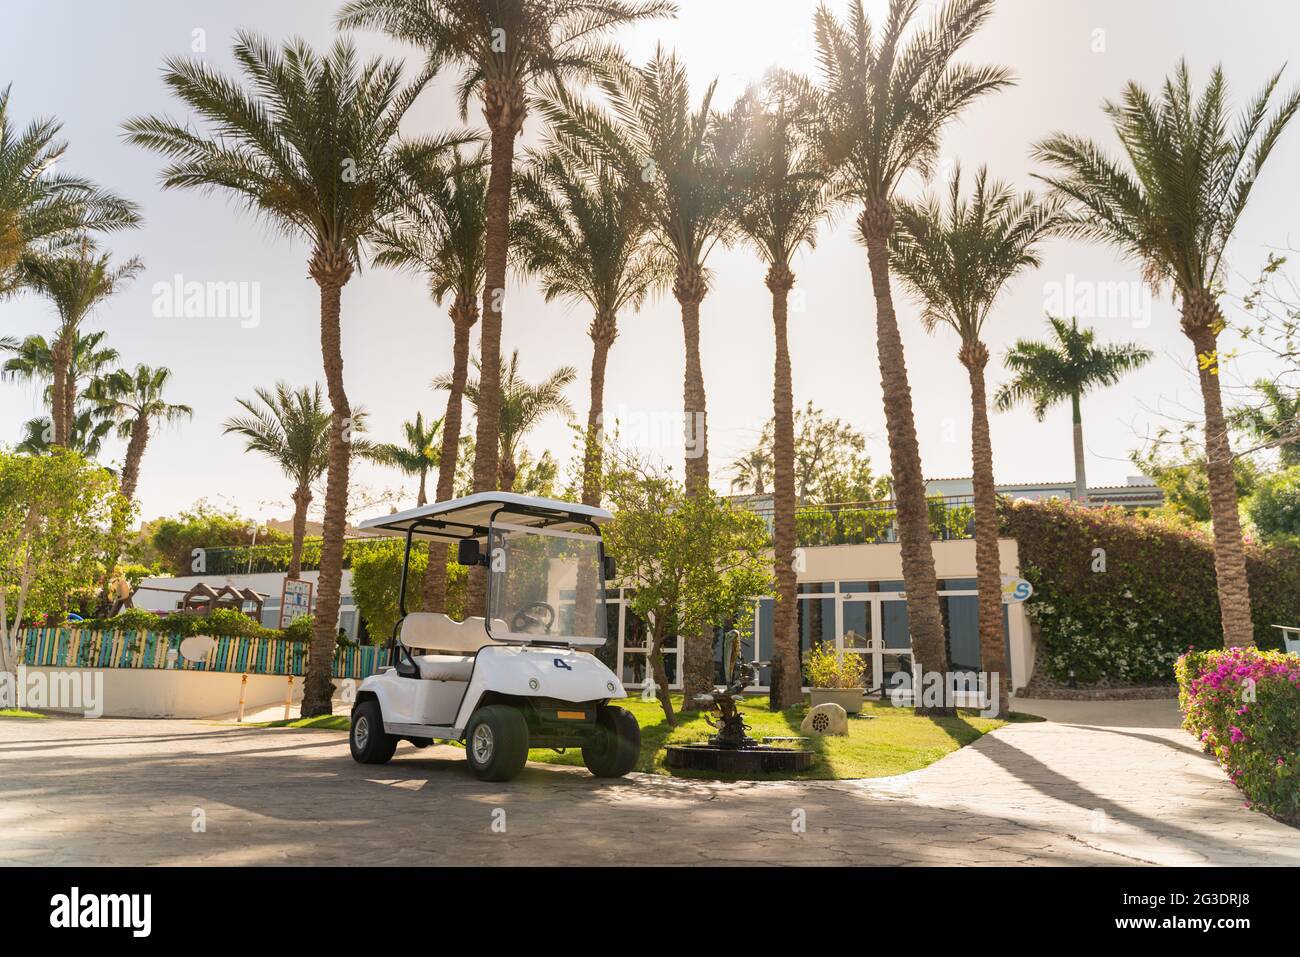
(487, 521), (607, 646)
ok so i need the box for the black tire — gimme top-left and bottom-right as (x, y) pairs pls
(350, 699), (398, 765)
(464, 705), (529, 781)
(582, 705), (641, 778)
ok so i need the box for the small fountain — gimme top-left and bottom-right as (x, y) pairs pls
(664, 630), (814, 774)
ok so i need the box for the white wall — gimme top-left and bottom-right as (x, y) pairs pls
(24, 666), (310, 719)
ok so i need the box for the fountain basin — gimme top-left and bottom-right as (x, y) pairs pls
(663, 743), (814, 774)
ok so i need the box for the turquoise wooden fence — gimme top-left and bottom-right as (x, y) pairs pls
(16, 627), (387, 679)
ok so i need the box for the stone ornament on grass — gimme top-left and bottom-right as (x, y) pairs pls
(800, 702), (849, 736)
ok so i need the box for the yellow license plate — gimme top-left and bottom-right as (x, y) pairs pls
(556, 710), (586, 720)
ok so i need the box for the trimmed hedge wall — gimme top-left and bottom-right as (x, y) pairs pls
(1001, 499), (1300, 685)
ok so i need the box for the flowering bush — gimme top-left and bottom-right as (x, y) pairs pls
(1176, 647), (1300, 824)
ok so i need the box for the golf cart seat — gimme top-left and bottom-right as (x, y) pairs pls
(411, 654), (475, 681)
(399, 612), (507, 655)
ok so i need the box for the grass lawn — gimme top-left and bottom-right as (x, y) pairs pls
(0, 708), (48, 719)
(244, 695), (1040, 782)
(530, 694), (1041, 781)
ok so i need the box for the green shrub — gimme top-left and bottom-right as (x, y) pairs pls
(351, 541), (467, 643)
(1176, 647), (1300, 824)
(1248, 466), (1300, 542)
(76, 606), (277, 640)
(281, 614), (314, 643)
(804, 640), (866, 688)
(1001, 499), (1300, 684)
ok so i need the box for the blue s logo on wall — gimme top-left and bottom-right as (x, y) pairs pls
(552, 658), (572, 671)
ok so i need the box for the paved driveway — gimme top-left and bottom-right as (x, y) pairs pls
(0, 699), (1295, 866)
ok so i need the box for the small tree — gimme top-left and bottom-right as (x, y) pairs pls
(0, 449), (127, 674)
(602, 456), (773, 726)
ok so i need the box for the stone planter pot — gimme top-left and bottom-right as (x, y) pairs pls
(809, 687), (865, 715)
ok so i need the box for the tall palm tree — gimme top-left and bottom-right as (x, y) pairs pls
(540, 46), (737, 703)
(222, 383), (332, 580)
(373, 149), (487, 613)
(1233, 379), (1300, 467)
(87, 364), (191, 503)
(714, 81), (836, 709)
(513, 146), (668, 506)
(339, 0), (675, 615)
(373, 411), (443, 506)
(21, 244), (142, 446)
(126, 33), (440, 715)
(1032, 61), (1300, 647)
(890, 166), (1061, 717)
(2, 328), (120, 427)
(811, 0), (1011, 710)
(995, 316), (1153, 502)
(0, 86), (140, 297)
(439, 349), (575, 492)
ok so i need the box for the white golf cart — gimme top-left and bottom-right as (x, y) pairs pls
(348, 492), (640, 782)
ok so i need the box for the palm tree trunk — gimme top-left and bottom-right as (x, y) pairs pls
(288, 485), (311, 580)
(582, 313), (616, 507)
(423, 300), (476, 614)
(674, 264), (713, 709)
(303, 251), (354, 717)
(416, 468), (428, 507)
(1184, 292), (1255, 648)
(963, 343), (1010, 717)
(860, 204), (951, 715)
(1071, 392), (1088, 504)
(499, 455), (517, 493)
(50, 335), (70, 448)
(118, 416), (149, 503)
(466, 123), (518, 618)
(767, 265), (801, 710)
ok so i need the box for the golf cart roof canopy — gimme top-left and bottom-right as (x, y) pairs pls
(356, 492), (612, 543)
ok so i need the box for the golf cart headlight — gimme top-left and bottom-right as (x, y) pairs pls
(606, 681), (616, 693)
(528, 678), (540, 691)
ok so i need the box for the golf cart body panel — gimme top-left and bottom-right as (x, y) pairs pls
(349, 494), (637, 779)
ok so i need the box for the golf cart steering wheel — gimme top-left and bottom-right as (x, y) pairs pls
(511, 601), (556, 635)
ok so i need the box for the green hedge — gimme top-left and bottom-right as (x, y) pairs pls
(1001, 499), (1300, 684)
(1176, 647), (1300, 824)
(75, 607), (293, 642)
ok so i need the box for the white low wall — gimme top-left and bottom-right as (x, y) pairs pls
(22, 666), (308, 719)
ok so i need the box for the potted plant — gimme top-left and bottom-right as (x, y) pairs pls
(804, 640), (866, 714)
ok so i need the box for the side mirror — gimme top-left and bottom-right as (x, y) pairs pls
(456, 539), (483, 567)
(603, 555), (617, 581)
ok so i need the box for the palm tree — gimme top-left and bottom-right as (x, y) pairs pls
(1233, 379), (1300, 467)
(222, 383), (332, 579)
(728, 446), (773, 496)
(811, 0), (1011, 710)
(890, 166), (1061, 717)
(339, 0), (675, 615)
(87, 364), (191, 503)
(372, 149), (487, 613)
(16, 407), (111, 457)
(2, 328), (120, 427)
(439, 349), (575, 492)
(126, 33), (440, 715)
(513, 146), (668, 506)
(1031, 61), (1300, 647)
(540, 46), (738, 703)
(20, 244), (142, 446)
(373, 411), (443, 507)
(0, 86), (140, 297)
(995, 316), (1153, 502)
(714, 81), (836, 709)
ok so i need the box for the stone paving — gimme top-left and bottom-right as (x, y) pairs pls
(0, 698), (1295, 866)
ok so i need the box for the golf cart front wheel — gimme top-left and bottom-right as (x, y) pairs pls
(350, 699), (398, 765)
(464, 705), (529, 782)
(582, 705), (641, 778)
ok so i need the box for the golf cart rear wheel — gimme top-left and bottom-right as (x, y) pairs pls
(582, 705), (641, 778)
(464, 705), (529, 781)
(350, 699), (397, 765)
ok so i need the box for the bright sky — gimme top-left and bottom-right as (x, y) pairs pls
(3, 0), (1298, 527)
